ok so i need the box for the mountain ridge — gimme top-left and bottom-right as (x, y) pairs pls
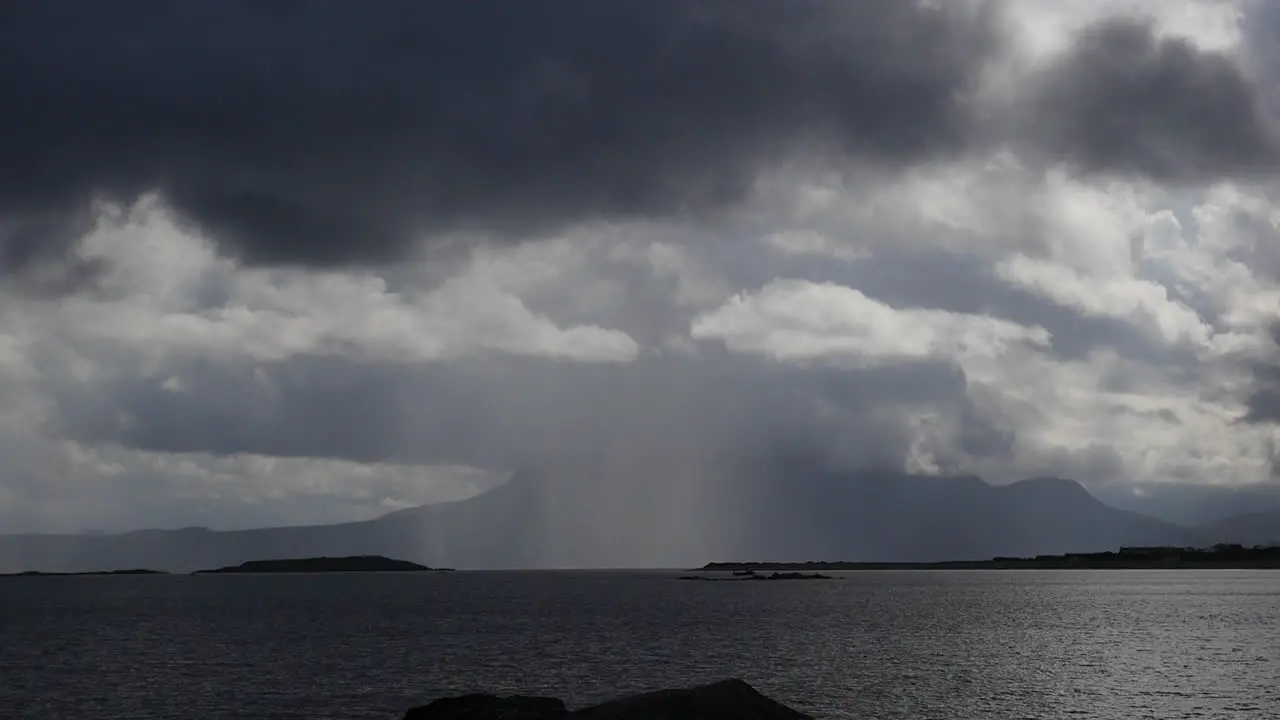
(0, 469), (1249, 573)
(1198, 509), (1280, 548)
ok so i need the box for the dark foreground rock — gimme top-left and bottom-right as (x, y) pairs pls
(403, 679), (812, 720)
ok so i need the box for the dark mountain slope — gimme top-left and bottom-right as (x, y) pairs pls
(1094, 482), (1280, 526)
(1198, 510), (1280, 547)
(714, 473), (1196, 562)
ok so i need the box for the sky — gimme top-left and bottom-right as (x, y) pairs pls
(2, 0), (1280, 533)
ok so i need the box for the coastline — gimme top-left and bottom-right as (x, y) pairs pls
(0, 569), (168, 577)
(193, 555), (449, 574)
(700, 546), (1280, 572)
(698, 561), (1280, 571)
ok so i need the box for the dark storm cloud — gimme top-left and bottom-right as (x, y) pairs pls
(1028, 16), (1280, 182)
(1244, 324), (1280, 425)
(0, 0), (1000, 269)
(1222, 3), (1280, 439)
(1247, 387), (1280, 424)
(1242, 0), (1280, 119)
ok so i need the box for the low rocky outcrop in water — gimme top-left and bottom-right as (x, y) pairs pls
(193, 555), (445, 574)
(0, 568), (167, 577)
(402, 678), (812, 720)
(678, 572), (833, 582)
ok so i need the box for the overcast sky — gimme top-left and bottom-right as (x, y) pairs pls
(2, 0), (1280, 533)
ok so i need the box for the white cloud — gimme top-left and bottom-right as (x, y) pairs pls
(1000, 0), (1244, 61)
(761, 230), (865, 261)
(961, 346), (1277, 486)
(742, 153), (1280, 490)
(995, 254), (1214, 347)
(691, 279), (1050, 365)
(747, 156), (1041, 261)
(39, 198), (639, 366)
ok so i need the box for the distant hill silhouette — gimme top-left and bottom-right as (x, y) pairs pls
(1198, 510), (1280, 548)
(0, 468), (1207, 573)
(1093, 482), (1280, 527)
(707, 472), (1199, 563)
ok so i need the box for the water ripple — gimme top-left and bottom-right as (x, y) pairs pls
(1, 570), (1277, 719)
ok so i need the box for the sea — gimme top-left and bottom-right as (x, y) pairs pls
(1, 570), (1277, 719)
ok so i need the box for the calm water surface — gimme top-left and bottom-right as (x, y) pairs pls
(1, 570), (1277, 719)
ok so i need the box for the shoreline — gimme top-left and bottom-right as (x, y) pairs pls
(193, 555), (450, 574)
(700, 551), (1280, 572)
(0, 569), (168, 577)
(696, 562), (1280, 571)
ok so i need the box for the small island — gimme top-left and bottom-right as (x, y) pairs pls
(679, 571), (834, 582)
(699, 544), (1280, 572)
(194, 555), (451, 574)
(0, 568), (167, 578)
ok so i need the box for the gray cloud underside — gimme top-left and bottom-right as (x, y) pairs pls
(1245, 324), (1280, 429)
(1, 1), (1276, 274)
(50, 353), (956, 472)
(37, 230), (1202, 481)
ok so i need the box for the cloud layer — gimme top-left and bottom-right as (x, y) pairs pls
(0, 1), (1003, 269)
(4, 1), (1274, 269)
(1, 0), (1280, 536)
